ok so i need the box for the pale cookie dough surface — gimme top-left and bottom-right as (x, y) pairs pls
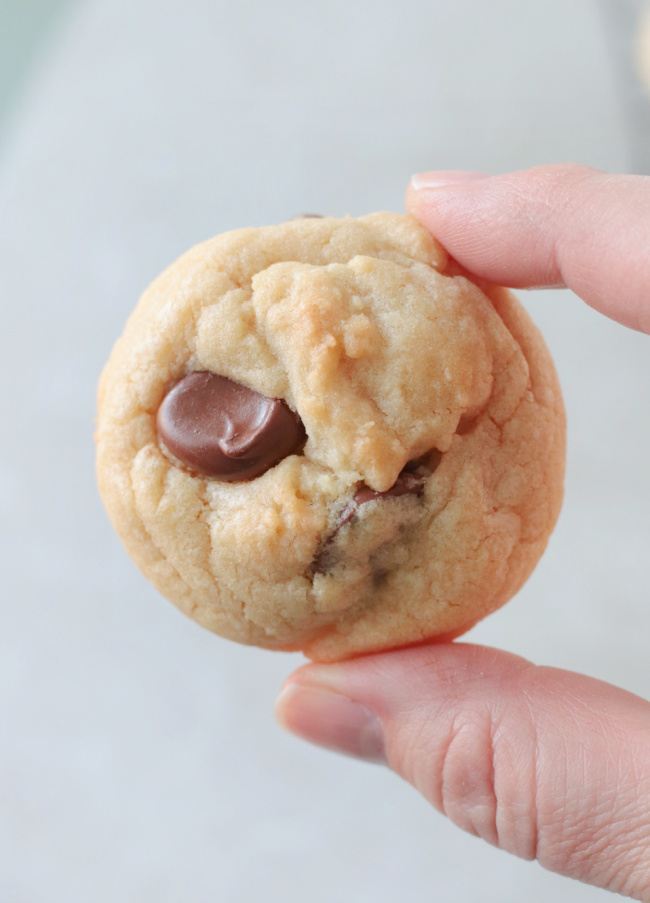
(96, 213), (565, 661)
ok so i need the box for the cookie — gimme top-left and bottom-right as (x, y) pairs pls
(96, 213), (565, 661)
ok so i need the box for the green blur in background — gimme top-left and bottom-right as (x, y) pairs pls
(0, 0), (78, 146)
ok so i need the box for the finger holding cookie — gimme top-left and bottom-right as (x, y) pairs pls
(276, 165), (650, 901)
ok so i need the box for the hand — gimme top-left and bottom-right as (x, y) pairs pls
(275, 165), (650, 900)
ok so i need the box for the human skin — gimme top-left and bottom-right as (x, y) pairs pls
(275, 165), (650, 900)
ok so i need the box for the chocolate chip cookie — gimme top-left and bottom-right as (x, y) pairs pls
(96, 213), (565, 661)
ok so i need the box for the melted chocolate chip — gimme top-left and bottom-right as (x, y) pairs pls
(311, 469), (429, 575)
(353, 471), (425, 506)
(157, 371), (306, 481)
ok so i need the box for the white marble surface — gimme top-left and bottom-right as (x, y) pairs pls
(0, 1), (648, 900)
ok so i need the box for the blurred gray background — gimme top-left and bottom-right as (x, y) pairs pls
(1, 1), (649, 901)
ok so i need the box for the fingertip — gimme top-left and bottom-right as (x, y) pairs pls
(405, 163), (650, 332)
(405, 170), (487, 222)
(274, 679), (387, 763)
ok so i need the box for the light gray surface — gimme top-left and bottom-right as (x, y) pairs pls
(599, 0), (650, 172)
(0, 1), (648, 901)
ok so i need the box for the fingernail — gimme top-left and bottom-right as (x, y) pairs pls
(410, 170), (489, 190)
(275, 682), (386, 764)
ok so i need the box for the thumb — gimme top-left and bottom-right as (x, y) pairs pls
(405, 164), (650, 335)
(276, 643), (650, 900)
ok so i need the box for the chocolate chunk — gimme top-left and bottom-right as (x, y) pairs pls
(157, 371), (306, 481)
(311, 469), (428, 575)
(353, 471), (425, 506)
(289, 214), (325, 220)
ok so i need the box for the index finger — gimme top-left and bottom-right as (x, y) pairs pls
(406, 164), (650, 334)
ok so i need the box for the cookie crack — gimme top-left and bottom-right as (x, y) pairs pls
(151, 457), (216, 591)
(130, 459), (194, 599)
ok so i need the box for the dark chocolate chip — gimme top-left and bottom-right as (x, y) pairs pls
(353, 471), (425, 506)
(157, 371), (306, 481)
(311, 469), (429, 576)
(310, 542), (341, 576)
